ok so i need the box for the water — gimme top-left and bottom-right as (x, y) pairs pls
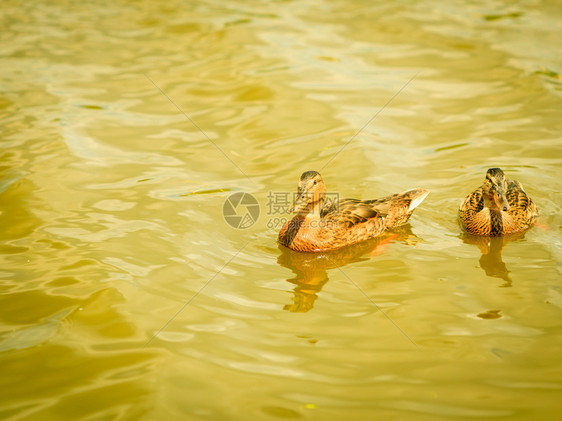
(1, 0), (561, 419)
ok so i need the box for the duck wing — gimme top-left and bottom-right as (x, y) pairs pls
(323, 188), (430, 229)
(506, 179), (539, 222)
(321, 198), (380, 228)
(506, 179), (532, 210)
(459, 187), (484, 215)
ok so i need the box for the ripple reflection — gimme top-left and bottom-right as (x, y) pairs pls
(461, 230), (531, 287)
(277, 225), (421, 312)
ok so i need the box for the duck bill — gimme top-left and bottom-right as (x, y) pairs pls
(289, 192), (309, 214)
(493, 192), (510, 211)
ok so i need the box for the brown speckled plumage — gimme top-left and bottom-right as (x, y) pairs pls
(278, 171), (429, 252)
(459, 168), (539, 236)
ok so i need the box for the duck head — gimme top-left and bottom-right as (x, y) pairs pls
(289, 171), (326, 214)
(482, 168), (510, 212)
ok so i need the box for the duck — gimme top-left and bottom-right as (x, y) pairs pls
(459, 168), (539, 236)
(278, 171), (429, 252)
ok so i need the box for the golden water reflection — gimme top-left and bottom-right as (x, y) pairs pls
(2, 0), (562, 417)
(461, 231), (530, 288)
(278, 226), (420, 312)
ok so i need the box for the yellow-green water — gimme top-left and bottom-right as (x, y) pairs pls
(1, 0), (561, 419)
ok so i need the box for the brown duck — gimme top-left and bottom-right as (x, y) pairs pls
(278, 171), (429, 252)
(459, 168), (539, 236)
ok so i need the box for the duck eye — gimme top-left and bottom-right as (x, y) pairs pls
(313, 180), (317, 185)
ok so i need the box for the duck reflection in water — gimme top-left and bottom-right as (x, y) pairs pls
(277, 225), (420, 312)
(461, 232), (528, 288)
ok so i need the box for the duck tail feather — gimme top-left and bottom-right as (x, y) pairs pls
(404, 188), (430, 212)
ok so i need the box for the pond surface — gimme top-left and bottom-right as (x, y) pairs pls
(1, 0), (561, 419)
